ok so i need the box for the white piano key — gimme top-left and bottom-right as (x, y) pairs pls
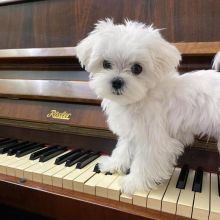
(176, 169), (195, 218)
(61, 157), (101, 189)
(24, 161), (50, 180)
(120, 193), (132, 204)
(0, 154), (15, 162)
(0, 155), (23, 174)
(42, 164), (66, 185)
(33, 163), (57, 183)
(0, 153), (11, 160)
(84, 173), (105, 195)
(54, 165), (77, 188)
(73, 161), (102, 192)
(42, 150), (72, 183)
(6, 147), (48, 176)
(96, 173), (119, 198)
(162, 168), (181, 214)
(24, 151), (67, 181)
(73, 167), (96, 192)
(15, 159), (39, 178)
(33, 151), (69, 183)
(42, 151), (74, 185)
(6, 154), (32, 176)
(0, 154), (15, 173)
(192, 171), (210, 220)
(107, 175), (122, 201)
(147, 177), (171, 211)
(133, 191), (150, 207)
(209, 173), (220, 220)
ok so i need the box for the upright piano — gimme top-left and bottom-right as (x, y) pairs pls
(0, 1), (220, 220)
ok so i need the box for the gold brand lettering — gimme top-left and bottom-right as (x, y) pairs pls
(47, 110), (71, 120)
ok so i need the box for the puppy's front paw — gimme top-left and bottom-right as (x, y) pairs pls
(98, 155), (129, 174)
(120, 174), (151, 195)
(121, 174), (140, 195)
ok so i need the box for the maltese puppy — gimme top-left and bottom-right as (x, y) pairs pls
(76, 19), (220, 194)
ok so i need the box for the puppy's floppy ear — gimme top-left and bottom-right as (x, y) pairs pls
(76, 33), (97, 70)
(76, 18), (114, 70)
(213, 51), (220, 71)
(146, 28), (181, 77)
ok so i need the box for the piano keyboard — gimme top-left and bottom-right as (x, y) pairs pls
(0, 138), (219, 220)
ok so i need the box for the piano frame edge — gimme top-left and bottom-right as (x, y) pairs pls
(0, 173), (190, 220)
(0, 42), (219, 71)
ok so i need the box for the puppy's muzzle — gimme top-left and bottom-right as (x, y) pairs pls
(111, 77), (124, 91)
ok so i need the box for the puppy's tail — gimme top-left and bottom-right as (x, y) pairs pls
(213, 51), (220, 72)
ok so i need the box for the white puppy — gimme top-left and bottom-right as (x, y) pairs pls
(76, 19), (220, 194)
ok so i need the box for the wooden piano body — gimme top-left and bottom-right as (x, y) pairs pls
(0, 0), (220, 220)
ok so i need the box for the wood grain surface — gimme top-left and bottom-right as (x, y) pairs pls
(0, 1), (219, 219)
(0, 0), (220, 49)
(0, 42), (219, 58)
(0, 42), (219, 71)
(0, 79), (98, 104)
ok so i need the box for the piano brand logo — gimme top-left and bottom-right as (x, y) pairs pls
(46, 110), (71, 120)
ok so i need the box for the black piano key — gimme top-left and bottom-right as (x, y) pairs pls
(39, 146), (67, 162)
(76, 152), (100, 169)
(218, 174), (220, 197)
(192, 166), (203, 192)
(93, 163), (101, 173)
(176, 164), (189, 189)
(16, 143), (44, 157)
(0, 139), (17, 147)
(55, 149), (82, 165)
(65, 151), (91, 167)
(0, 141), (30, 154)
(30, 145), (60, 160)
(0, 138), (11, 144)
(7, 142), (37, 156)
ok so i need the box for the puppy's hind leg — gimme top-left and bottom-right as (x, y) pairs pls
(98, 137), (134, 174)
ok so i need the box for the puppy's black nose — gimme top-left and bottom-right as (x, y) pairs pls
(112, 77), (124, 90)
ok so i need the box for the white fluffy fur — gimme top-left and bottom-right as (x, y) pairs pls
(76, 19), (220, 194)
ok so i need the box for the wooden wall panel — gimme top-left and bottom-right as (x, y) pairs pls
(0, 0), (219, 49)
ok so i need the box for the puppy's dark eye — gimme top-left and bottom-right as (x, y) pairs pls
(103, 60), (112, 69)
(131, 63), (142, 75)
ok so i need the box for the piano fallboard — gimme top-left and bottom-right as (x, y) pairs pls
(0, 98), (107, 133)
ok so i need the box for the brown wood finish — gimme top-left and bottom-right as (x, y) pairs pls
(175, 42), (220, 56)
(0, 0), (220, 219)
(0, 0), (220, 49)
(0, 47), (76, 58)
(0, 57), (80, 70)
(0, 42), (219, 71)
(0, 43), (220, 58)
(0, 47), (79, 70)
(0, 98), (107, 131)
(0, 79), (99, 104)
